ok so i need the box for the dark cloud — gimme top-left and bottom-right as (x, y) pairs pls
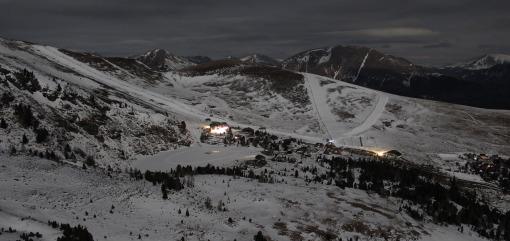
(323, 27), (438, 38)
(0, 0), (509, 66)
(423, 42), (453, 49)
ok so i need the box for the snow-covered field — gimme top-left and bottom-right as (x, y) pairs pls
(0, 155), (492, 241)
(133, 144), (262, 171)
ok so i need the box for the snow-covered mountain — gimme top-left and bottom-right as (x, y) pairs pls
(282, 45), (416, 81)
(1, 37), (510, 241)
(281, 45), (425, 99)
(0, 39), (193, 168)
(1, 38), (508, 164)
(136, 48), (195, 71)
(447, 54), (510, 70)
(283, 45), (510, 109)
(240, 53), (280, 66)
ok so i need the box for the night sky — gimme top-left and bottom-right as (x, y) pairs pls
(1, 0), (509, 66)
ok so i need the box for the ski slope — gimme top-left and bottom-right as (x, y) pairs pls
(305, 74), (334, 141)
(30, 45), (208, 121)
(340, 94), (388, 138)
(304, 73), (388, 144)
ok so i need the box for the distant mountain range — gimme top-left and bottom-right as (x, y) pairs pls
(115, 45), (510, 109)
(6, 36), (508, 109)
(240, 54), (280, 66)
(446, 54), (510, 70)
(281, 46), (510, 109)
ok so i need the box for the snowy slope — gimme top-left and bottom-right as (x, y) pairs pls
(1, 38), (510, 241)
(0, 38), (509, 161)
(0, 153), (495, 241)
(166, 71), (509, 162)
(0, 39), (194, 168)
(1, 38), (509, 164)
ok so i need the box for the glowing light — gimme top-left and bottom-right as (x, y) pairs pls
(210, 125), (229, 134)
(375, 151), (387, 157)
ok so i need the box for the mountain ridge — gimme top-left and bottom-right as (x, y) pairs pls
(240, 53), (280, 66)
(136, 48), (196, 71)
(281, 45), (510, 109)
(447, 53), (510, 70)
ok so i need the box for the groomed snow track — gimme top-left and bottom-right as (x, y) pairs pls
(304, 73), (388, 144)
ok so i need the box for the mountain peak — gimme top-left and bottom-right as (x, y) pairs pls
(138, 48), (178, 62)
(240, 53), (279, 66)
(448, 53), (510, 70)
(282, 44), (414, 78)
(137, 48), (194, 71)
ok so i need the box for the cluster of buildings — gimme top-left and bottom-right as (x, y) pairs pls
(461, 153), (508, 174)
(200, 121), (404, 162)
(323, 143), (402, 159)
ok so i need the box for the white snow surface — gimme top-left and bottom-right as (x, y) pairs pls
(133, 144), (262, 171)
(0, 155), (494, 241)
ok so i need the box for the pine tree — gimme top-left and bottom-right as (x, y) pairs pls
(254, 231), (267, 241)
(55, 223), (93, 241)
(0, 118), (7, 129)
(200, 132), (208, 143)
(161, 184), (168, 199)
(35, 128), (49, 143)
(179, 121), (187, 133)
(64, 144), (71, 153)
(185, 209), (189, 217)
(13, 103), (39, 128)
(85, 156), (96, 167)
(14, 69), (41, 93)
(204, 197), (213, 209)
(22, 134), (28, 144)
(217, 200), (224, 211)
